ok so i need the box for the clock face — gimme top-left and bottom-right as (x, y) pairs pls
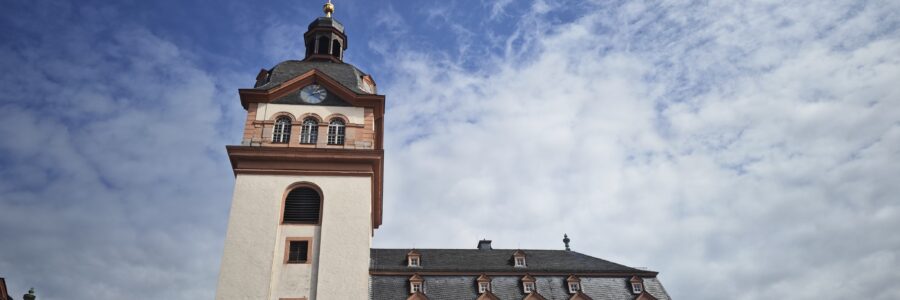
(299, 84), (327, 104)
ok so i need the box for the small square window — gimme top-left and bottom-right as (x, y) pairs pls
(287, 241), (309, 263)
(479, 282), (490, 294)
(524, 282), (535, 293)
(568, 282), (580, 293)
(411, 282), (423, 293)
(409, 257), (420, 267)
(632, 283), (643, 294)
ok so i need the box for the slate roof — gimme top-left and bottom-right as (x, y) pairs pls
(369, 276), (671, 300)
(370, 249), (655, 275)
(254, 60), (372, 95)
(308, 17), (345, 32)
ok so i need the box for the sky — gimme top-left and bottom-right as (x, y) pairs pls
(0, 0), (899, 299)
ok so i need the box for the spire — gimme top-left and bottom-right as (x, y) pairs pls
(323, 0), (334, 18)
(563, 234), (571, 251)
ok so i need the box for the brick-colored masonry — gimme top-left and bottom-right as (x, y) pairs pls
(241, 106), (376, 150)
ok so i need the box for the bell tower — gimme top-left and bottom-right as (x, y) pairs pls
(215, 1), (384, 299)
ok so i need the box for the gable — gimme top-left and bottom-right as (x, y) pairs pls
(271, 84), (354, 107)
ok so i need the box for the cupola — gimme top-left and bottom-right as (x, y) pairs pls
(304, 0), (347, 62)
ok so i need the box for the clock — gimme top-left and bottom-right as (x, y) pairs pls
(299, 84), (327, 104)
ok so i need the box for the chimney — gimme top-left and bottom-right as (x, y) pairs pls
(477, 239), (492, 250)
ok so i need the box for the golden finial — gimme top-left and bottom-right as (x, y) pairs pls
(323, 0), (335, 18)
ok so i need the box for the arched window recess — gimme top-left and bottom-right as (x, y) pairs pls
(283, 185), (322, 224)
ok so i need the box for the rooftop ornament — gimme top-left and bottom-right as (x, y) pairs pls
(323, 0), (335, 18)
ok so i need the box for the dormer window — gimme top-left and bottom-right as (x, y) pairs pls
(632, 282), (643, 294)
(479, 282), (490, 293)
(409, 273), (425, 294)
(521, 274), (536, 293)
(476, 274), (492, 294)
(513, 250), (527, 267)
(407, 250), (421, 267)
(524, 282), (535, 293)
(515, 257), (526, 267)
(630, 276), (644, 294)
(566, 275), (582, 294)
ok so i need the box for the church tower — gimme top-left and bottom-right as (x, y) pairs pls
(215, 2), (384, 299)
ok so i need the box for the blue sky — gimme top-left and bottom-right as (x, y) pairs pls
(2, 0), (900, 299)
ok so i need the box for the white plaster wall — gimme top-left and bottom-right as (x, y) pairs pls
(215, 174), (373, 300)
(314, 176), (372, 300)
(257, 103), (365, 124)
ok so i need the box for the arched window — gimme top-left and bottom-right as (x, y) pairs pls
(283, 186), (321, 224)
(327, 119), (345, 145)
(300, 117), (319, 144)
(331, 40), (342, 58)
(272, 116), (292, 143)
(317, 36), (329, 55)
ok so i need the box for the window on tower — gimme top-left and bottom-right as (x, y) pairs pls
(272, 116), (292, 144)
(300, 118), (319, 144)
(286, 240), (310, 263)
(283, 186), (321, 224)
(327, 119), (345, 145)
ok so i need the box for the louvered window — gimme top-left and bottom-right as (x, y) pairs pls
(272, 117), (292, 143)
(300, 118), (318, 144)
(327, 119), (345, 145)
(288, 240), (309, 263)
(283, 187), (321, 224)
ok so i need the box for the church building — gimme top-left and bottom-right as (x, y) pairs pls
(215, 2), (670, 299)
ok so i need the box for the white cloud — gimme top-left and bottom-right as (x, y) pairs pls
(0, 8), (243, 299)
(373, 1), (900, 299)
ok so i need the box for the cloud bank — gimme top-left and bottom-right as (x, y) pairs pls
(373, 1), (900, 299)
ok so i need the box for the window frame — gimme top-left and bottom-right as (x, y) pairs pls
(568, 282), (581, 294)
(478, 282), (490, 294)
(283, 238), (312, 264)
(272, 116), (292, 144)
(410, 282), (423, 294)
(327, 118), (346, 145)
(300, 117), (319, 144)
(515, 257), (527, 267)
(523, 281), (535, 293)
(632, 282), (643, 294)
(408, 256), (420, 267)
